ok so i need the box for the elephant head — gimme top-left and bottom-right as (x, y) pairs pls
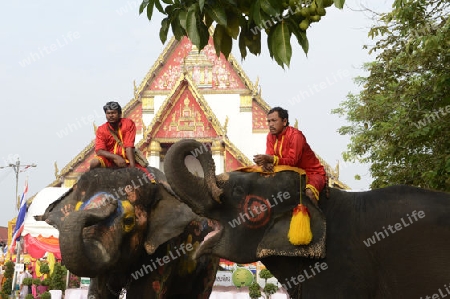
(164, 139), (326, 264)
(37, 167), (198, 278)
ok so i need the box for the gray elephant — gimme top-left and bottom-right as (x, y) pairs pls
(164, 139), (450, 299)
(37, 167), (219, 298)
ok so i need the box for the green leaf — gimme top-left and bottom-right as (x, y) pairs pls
(160, 17), (170, 43)
(222, 0), (237, 5)
(287, 18), (309, 54)
(146, 0), (155, 20)
(198, 21), (210, 50)
(246, 29), (261, 55)
(139, 0), (149, 15)
(271, 21), (292, 68)
(238, 31), (248, 60)
(154, 0), (164, 13)
(186, 6), (200, 47)
(204, 12), (214, 29)
(225, 12), (240, 39)
(267, 24), (275, 58)
(179, 10), (187, 30)
(205, 5), (227, 26)
(221, 30), (233, 58)
(171, 17), (185, 40)
(251, 0), (262, 26)
(199, 0), (205, 12)
(161, 0), (172, 4)
(334, 0), (345, 9)
(213, 25), (225, 57)
(260, 0), (279, 16)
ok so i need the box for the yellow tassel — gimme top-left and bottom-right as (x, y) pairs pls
(288, 204), (313, 245)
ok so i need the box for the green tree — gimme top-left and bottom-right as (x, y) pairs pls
(1, 260), (14, 297)
(333, 0), (450, 191)
(40, 291), (51, 299)
(249, 281), (262, 299)
(259, 269), (278, 298)
(49, 262), (67, 291)
(138, 0), (345, 68)
(248, 269), (279, 298)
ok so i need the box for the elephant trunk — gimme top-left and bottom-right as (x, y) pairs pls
(59, 201), (119, 277)
(164, 139), (222, 216)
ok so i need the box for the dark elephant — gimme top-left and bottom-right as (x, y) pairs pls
(164, 139), (450, 299)
(36, 167), (219, 299)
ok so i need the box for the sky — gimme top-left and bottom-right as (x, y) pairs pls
(0, 0), (393, 227)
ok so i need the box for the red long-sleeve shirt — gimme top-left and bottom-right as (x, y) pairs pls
(95, 118), (136, 158)
(266, 126), (326, 177)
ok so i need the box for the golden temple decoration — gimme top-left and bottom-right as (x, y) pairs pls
(294, 119), (298, 129)
(148, 140), (162, 153)
(182, 45), (213, 88)
(54, 161), (59, 179)
(335, 161), (340, 178)
(211, 140), (224, 154)
(174, 98), (205, 131)
(142, 92), (155, 113)
(240, 95), (252, 112)
(63, 177), (78, 188)
(223, 116), (229, 135)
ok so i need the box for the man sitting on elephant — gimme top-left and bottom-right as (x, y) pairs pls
(253, 106), (326, 202)
(90, 101), (138, 170)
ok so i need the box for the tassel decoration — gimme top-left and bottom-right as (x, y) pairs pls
(288, 204), (313, 245)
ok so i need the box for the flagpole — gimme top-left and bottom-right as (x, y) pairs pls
(0, 158), (37, 210)
(10, 159), (37, 210)
(11, 241), (21, 297)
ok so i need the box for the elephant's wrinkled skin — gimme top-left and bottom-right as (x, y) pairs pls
(36, 167), (219, 299)
(164, 139), (450, 299)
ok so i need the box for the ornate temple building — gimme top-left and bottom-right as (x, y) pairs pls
(5, 35), (349, 297)
(47, 36), (348, 190)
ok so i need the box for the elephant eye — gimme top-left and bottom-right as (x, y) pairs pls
(123, 216), (135, 226)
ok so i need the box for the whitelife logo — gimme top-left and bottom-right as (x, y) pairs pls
(19, 31), (81, 67)
(363, 210), (425, 247)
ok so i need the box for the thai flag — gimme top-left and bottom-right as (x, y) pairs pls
(10, 179), (28, 253)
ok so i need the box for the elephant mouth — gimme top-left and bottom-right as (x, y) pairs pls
(194, 220), (223, 259)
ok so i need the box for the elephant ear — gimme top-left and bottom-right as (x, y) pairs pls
(144, 189), (198, 255)
(256, 196), (326, 259)
(34, 187), (78, 229)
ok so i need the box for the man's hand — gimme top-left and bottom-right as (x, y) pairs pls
(253, 155), (274, 172)
(262, 163), (274, 172)
(253, 154), (273, 165)
(113, 155), (127, 167)
(125, 147), (136, 168)
(306, 188), (319, 207)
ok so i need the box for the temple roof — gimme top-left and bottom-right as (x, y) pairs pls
(47, 35), (348, 190)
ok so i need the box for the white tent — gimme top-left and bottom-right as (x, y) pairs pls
(21, 187), (70, 259)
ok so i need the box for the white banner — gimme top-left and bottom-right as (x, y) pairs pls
(214, 271), (233, 286)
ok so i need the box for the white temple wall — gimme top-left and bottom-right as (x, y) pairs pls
(142, 95), (167, 128)
(204, 94), (256, 160)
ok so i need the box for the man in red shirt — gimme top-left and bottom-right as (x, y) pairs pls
(90, 101), (137, 169)
(253, 107), (326, 202)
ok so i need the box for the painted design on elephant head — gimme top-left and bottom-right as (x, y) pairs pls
(74, 192), (114, 209)
(124, 184), (137, 202)
(239, 195), (272, 229)
(59, 203), (73, 221)
(74, 192), (131, 228)
(178, 234), (198, 275)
